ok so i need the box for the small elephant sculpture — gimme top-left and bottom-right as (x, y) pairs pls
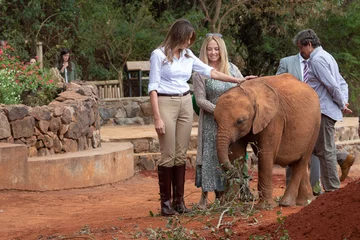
(214, 73), (321, 208)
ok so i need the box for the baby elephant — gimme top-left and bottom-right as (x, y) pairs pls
(214, 74), (321, 209)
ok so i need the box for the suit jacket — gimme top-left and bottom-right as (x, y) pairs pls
(276, 53), (302, 81)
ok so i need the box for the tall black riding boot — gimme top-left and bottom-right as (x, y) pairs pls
(158, 166), (177, 216)
(172, 165), (191, 213)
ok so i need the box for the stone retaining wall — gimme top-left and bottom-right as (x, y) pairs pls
(99, 97), (153, 126)
(99, 97), (199, 126)
(0, 83), (101, 157)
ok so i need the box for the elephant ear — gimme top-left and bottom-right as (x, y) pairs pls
(245, 81), (279, 134)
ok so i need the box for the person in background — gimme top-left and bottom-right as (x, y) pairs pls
(148, 19), (247, 216)
(193, 34), (255, 209)
(293, 29), (354, 192)
(57, 48), (77, 83)
(29, 57), (37, 65)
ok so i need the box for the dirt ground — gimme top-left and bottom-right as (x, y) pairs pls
(1, 163), (359, 240)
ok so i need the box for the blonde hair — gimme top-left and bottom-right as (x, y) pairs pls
(159, 19), (196, 63)
(199, 35), (230, 75)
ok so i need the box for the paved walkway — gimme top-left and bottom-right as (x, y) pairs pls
(101, 117), (359, 142)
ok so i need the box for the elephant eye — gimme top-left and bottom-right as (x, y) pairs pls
(236, 119), (244, 126)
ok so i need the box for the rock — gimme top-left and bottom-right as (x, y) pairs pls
(0, 112), (11, 139)
(11, 116), (35, 138)
(5, 105), (29, 121)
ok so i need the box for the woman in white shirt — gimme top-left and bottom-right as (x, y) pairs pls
(148, 19), (245, 216)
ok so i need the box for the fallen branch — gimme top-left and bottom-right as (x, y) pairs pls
(216, 207), (229, 229)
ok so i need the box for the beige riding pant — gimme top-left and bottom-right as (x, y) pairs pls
(157, 94), (193, 167)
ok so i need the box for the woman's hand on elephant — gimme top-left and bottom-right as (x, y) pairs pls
(154, 118), (166, 135)
(244, 75), (258, 80)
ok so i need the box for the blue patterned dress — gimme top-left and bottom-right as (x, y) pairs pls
(193, 63), (243, 192)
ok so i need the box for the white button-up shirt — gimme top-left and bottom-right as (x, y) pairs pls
(148, 48), (213, 94)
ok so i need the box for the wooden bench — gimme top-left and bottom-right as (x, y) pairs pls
(125, 61), (150, 97)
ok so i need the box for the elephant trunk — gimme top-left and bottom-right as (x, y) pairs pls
(217, 134), (234, 171)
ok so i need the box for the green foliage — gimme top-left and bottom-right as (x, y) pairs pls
(76, 0), (161, 80)
(312, 180), (322, 195)
(1, 0), (359, 101)
(0, 42), (59, 106)
(0, 0), (79, 69)
(135, 216), (204, 240)
(249, 209), (290, 240)
(309, 0), (360, 114)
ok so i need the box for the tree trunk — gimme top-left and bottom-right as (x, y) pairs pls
(118, 71), (124, 97)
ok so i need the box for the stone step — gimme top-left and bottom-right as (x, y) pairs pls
(0, 142), (134, 191)
(0, 143), (28, 189)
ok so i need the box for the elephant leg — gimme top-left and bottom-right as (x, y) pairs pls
(226, 141), (250, 202)
(256, 150), (277, 209)
(296, 156), (314, 205)
(280, 156), (313, 207)
(296, 170), (314, 206)
(295, 152), (314, 205)
(228, 141), (255, 202)
(280, 161), (302, 206)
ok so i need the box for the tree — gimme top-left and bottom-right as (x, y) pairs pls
(76, 0), (161, 96)
(227, 0), (345, 76)
(198, 0), (247, 33)
(0, 0), (79, 67)
(309, 0), (360, 113)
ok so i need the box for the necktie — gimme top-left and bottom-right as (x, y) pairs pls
(303, 60), (309, 82)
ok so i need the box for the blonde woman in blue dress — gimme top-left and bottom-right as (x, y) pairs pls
(193, 34), (255, 209)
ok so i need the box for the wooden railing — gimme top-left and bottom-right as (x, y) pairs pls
(83, 61), (150, 99)
(85, 80), (122, 99)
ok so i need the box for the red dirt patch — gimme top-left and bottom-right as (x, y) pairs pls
(248, 178), (360, 240)
(0, 166), (359, 239)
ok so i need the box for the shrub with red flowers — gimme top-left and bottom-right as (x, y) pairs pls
(0, 42), (60, 106)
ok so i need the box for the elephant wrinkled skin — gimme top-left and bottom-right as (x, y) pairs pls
(214, 73), (321, 209)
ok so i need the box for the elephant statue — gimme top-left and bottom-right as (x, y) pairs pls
(214, 73), (321, 208)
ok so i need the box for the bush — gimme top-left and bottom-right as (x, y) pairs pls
(0, 42), (60, 106)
